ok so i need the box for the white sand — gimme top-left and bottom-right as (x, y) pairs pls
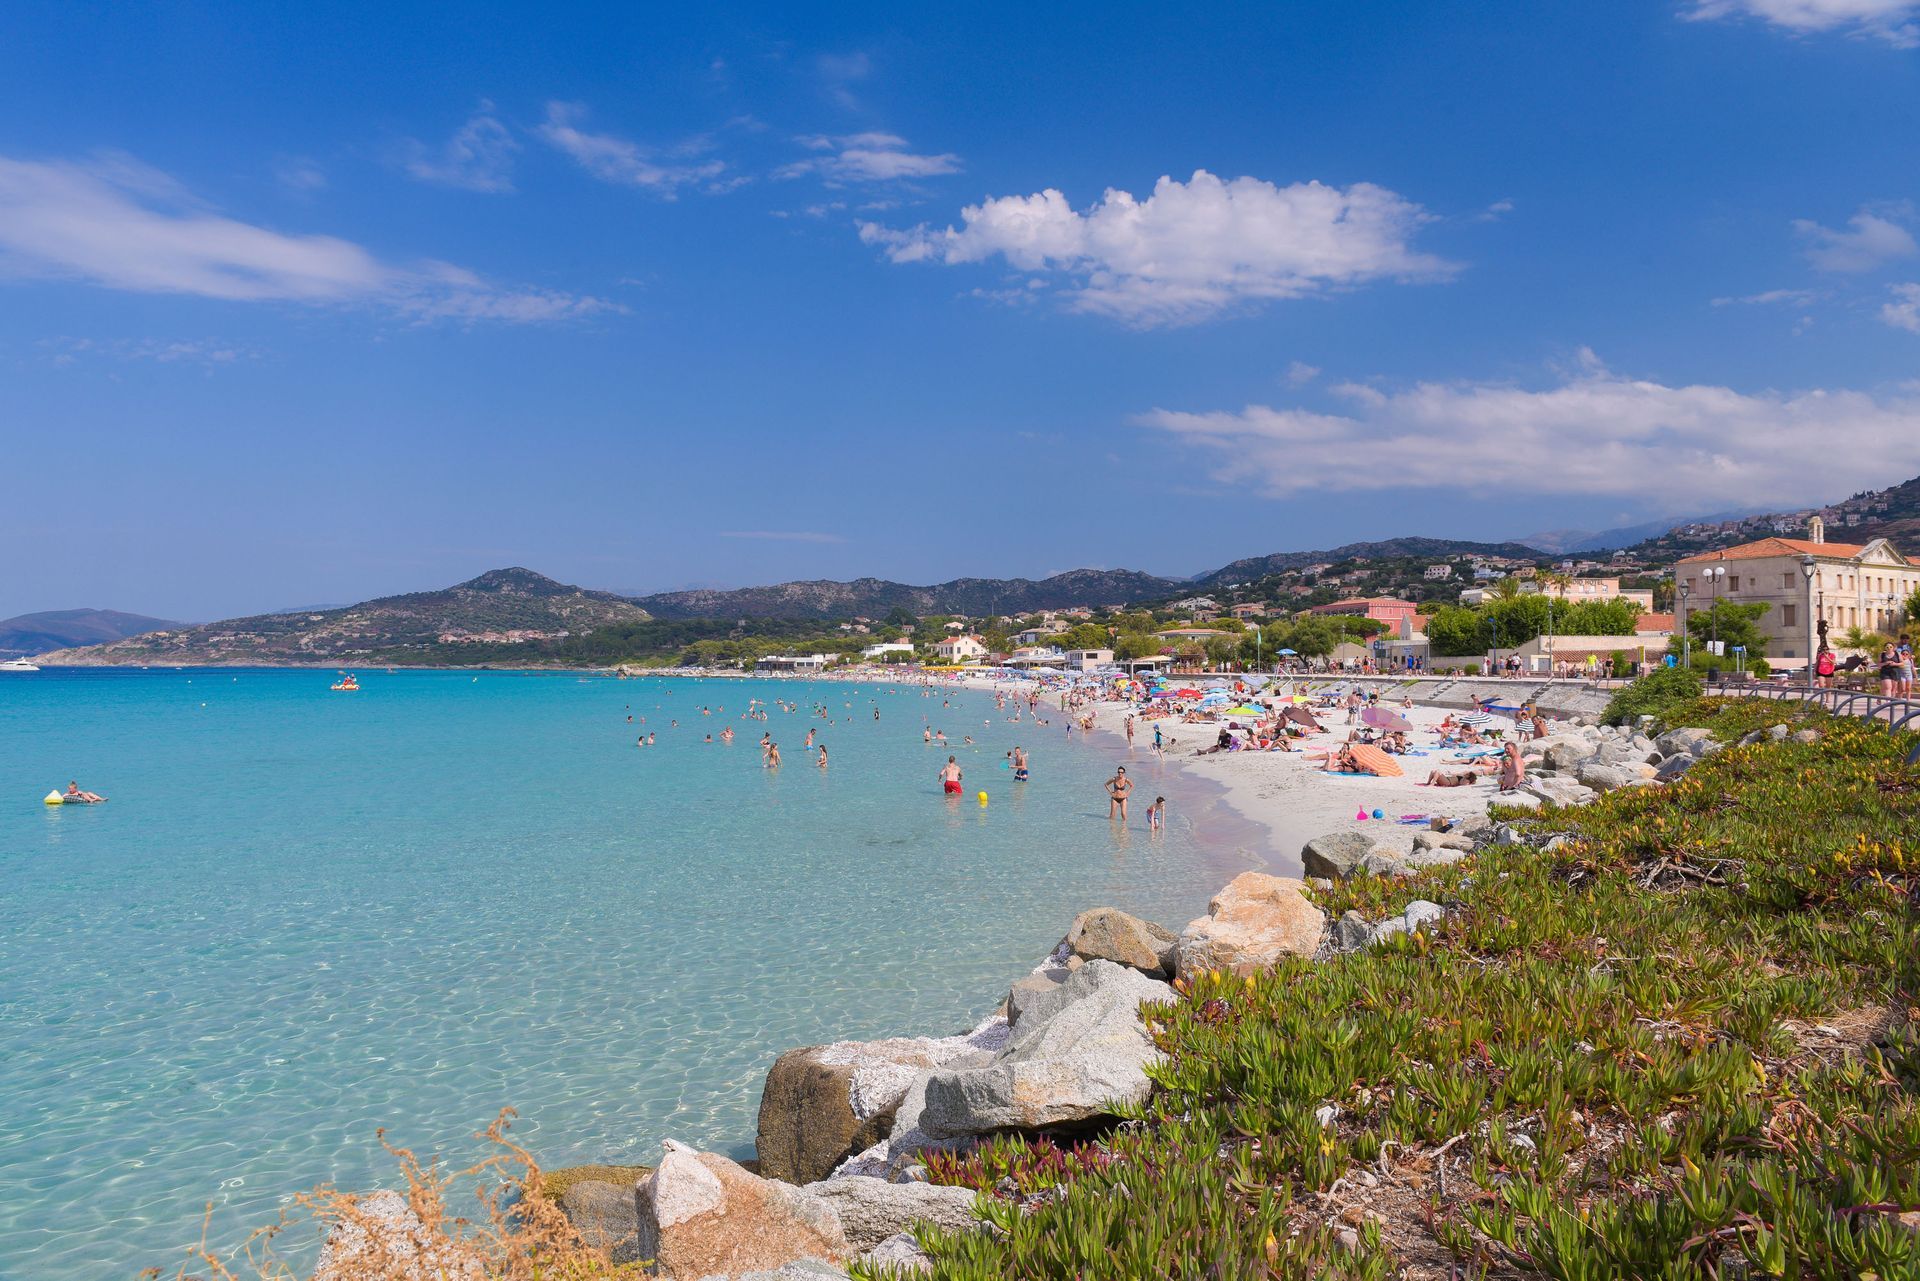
(1057, 685), (1501, 877)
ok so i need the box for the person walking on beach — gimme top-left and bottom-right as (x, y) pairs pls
(1106, 766), (1134, 821)
(1153, 723), (1163, 755)
(939, 756), (964, 795)
(1124, 715), (1136, 748)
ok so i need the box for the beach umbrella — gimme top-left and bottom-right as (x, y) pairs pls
(1457, 711), (1493, 727)
(1277, 648), (1298, 656)
(1360, 706), (1415, 733)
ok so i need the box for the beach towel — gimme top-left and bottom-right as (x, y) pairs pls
(1347, 744), (1405, 777)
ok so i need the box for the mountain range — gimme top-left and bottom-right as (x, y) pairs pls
(0, 608), (182, 659)
(34, 569), (651, 666)
(30, 470), (1920, 666)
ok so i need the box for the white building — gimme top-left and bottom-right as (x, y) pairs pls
(1424, 564), (1454, 580)
(860, 641), (915, 661)
(1677, 520), (1918, 662)
(755, 653), (833, 673)
(1065, 648), (1114, 671)
(933, 634), (990, 663)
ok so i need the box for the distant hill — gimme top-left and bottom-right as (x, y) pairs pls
(1193, 537), (1546, 588)
(1520, 509), (1758, 556)
(37, 569), (651, 666)
(1620, 473), (1920, 561)
(633, 568), (1185, 621)
(0, 608), (181, 659)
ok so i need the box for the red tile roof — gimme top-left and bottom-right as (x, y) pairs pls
(1676, 537), (1867, 564)
(1634, 613), (1676, 633)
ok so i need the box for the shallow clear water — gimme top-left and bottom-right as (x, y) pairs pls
(0, 669), (1255, 1278)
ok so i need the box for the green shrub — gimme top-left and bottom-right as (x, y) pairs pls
(1602, 665), (1704, 726)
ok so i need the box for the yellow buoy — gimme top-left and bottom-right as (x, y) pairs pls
(43, 791), (64, 805)
(976, 791), (988, 804)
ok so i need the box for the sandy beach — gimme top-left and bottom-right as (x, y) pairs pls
(951, 673), (1504, 878)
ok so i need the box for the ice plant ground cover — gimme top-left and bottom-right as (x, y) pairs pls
(910, 695), (1919, 1279)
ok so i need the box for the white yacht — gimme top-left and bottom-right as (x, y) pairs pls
(0, 657), (40, 672)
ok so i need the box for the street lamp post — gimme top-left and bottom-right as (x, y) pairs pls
(1800, 555), (1817, 692)
(1701, 566), (1726, 680)
(1679, 581), (1692, 668)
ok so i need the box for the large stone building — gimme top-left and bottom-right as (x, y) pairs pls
(1674, 519), (1916, 664)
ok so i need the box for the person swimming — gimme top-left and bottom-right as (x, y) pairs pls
(63, 781), (106, 802)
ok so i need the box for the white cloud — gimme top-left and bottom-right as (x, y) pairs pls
(41, 336), (254, 368)
(404, 105), (519, 193)
(717, 530), (846, 543)
(1284, 361), (1321, 386)
(0, 152), (614, 322)
(859, 169), (1456, 326)
(1710, 287), (1820, 306)
(1794, 208), (1917, 272)
(273, 156), (328, 194)
(1884, 283), (1920, 332)
(1136, 352), (1920, 510)
(1685, 0), (1920, 46)
(777, 133), (962, 184)
(536, 102), (725, 196)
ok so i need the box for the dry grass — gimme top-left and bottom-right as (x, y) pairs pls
(142, 1110), (645, 1281)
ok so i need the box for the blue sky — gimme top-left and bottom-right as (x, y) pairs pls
(4, 1), (1919, 620)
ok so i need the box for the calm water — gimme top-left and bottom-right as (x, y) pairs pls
(0, 669), (1256, 1278)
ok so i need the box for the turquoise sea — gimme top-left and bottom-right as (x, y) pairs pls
(0, 669), (1259, 1278)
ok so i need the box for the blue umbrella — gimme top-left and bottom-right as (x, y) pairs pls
(1277, 648), (1299, 656)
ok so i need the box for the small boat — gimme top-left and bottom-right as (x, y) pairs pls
(0, 657), (40, 672)
(331, 673), (360, 692)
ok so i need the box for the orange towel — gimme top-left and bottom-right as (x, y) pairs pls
(1347, 744), (1405, 777)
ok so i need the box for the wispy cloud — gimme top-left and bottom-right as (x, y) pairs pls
(777, 133), (961, 185)
(860, 169), (1455, 327)
(273, 156), (328, 194)
(815, 52), (872, 110)
(1884, 283), (1920, 333)
(404, 104), (520, 193)
(1284, 361), (1320, 386)
(1710, 287), (1821, 306)
(717, 530), (847, 543)
(1685, 0), (1920, 47)
(1137, 349), (1920, 510)
(535, 102), (727, 197)
(0, 151), (615, 322)
(40, 336), (257, 368)
(1794, 207), (1918, 272)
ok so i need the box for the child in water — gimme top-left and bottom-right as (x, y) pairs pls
(1147, 797), (1166, 831)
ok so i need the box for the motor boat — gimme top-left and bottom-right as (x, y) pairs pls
(0, 657), (40, 672)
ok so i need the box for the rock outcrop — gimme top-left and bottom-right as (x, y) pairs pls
(1174, 873), (1325, 975)
(313, 1189), (484, 1281)
(802, 1175), (980, 1250)
(756, 1019), (1007, 1184)
(558, 1179), (641, 1263)
(910, 960), (1171, 1140)
(1064, 906), (1177, 977)
(638, 1142), (850, 1279)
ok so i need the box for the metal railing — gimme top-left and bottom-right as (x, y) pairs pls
(1703, 676), (1920, 742)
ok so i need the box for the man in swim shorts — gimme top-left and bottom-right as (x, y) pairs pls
(939, 756), (964, 794)
(1012, 746), (1029, 781)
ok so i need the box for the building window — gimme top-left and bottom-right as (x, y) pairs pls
(1782, 604), (1795, 627)
(1728, 575), (1739, 591)
(1783, 573), (1794, 588)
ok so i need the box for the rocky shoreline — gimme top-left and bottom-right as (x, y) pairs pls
(318, 698), (1752, 1280)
